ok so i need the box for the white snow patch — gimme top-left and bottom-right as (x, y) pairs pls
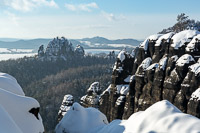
(56, 100), (200, 133)
(116, 85), (129, 95)
(186, 34), (200, 51)
(190, 88), (200, 101)
(148, 34), (163, 40)
(55, 102), (108, 133)
(155, 32), (175, 46)
(0, 105), (23, 133)
(88, 82), (101, 93)
(117, 50), (126, 62)
(0, 73), (25, 96)
(171, 30), (200, 49)
(0, 88), (44, 133)
(124, 75), (132, 82)
(101, 85), (112, 95)
(189, 63), (200, 76)
(139, 57), (152, 70)
(159, 56), (168, 70)
(146, 63), (159, 70)
(176, 54), (195, 67)
(107, 44), (136, 48)
(139, 38), (149, 51)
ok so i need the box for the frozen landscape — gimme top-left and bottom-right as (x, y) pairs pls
(0, 0), (200, 133)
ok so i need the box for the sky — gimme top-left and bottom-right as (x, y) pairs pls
(0, 0), (200, 40)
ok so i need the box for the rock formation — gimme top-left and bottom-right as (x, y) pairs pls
(80, 82), (101, 108)
(38, 37), (84, 61)
(57, 94), (74, 122)
(98, 30), (200, 121)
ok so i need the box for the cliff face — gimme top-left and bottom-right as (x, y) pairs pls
(38, 37), (85, 61)
(99, 30), (200, 121)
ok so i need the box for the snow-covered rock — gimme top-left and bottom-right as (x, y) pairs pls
(80, 82), (101, 108)
(0, 73), (25, 96)
(0, 73), (44, 133)
(55, 102), (108, 133)
(75, 45), (85, 56)
(186, 34), (200, 52)
(171, 30), (199, 49)
(38, 37), (85, 61)
(176, 54), (195, 67)
(139, 34), (162, 51)
(117, 50), (126, 62)
(155, 32), (175, 46)
(58, 94), (74, 122)
(56, 100), (200, 133)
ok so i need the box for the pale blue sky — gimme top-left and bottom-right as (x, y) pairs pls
(0, 0), (200, 39)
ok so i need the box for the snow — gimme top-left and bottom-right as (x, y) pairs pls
(0, 88), (44, 133)
(189, 63), (200, 76)
(155, 32), (175, 46)
(140, 34), (162, 50)
(85, 49), (120, 55)
(0, 72), (44, 133)
(0, 105), (23, 133)
(0, 48), (33, 53)
(146, 63), (159, 70)
(101, 85), (112, 95)
(176, 54), (195, 67)
(130, 49), (135, 58)
(135, 57), (152, 77)
(186, 34), (200, 51)
(117, 50), (126, 62)
(171, 30), (200, 49)
(63, 94), (73, 103)
(88, 82), (101, 93)
(148, 34), (162, 40)
(0, 73), (25, 96)
(190, 88), (200, 101)
(159, 56), (168, 70)
(116, 96), (126, 105)
(139, 57), (152, 70)
(56, 100), (200, 133)
(139, 38), (148, 51)
(0, 53), (37, 61)
(116, 85), (129, 95)
(55, 102), (108, 133)
(107, 44), (136, 48)
(124, 75), (132, 82)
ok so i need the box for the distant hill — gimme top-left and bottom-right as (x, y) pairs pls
(0, 39), (52, 52)
(79, 36), (141, 49)
(0, 37), (142, 52)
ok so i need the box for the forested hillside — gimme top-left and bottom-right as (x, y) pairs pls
(0, 55), (114, 132)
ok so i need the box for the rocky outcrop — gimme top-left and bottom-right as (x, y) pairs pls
(80, 82), (101, 108)
(98, 30), (200, 121)
(38, 37), (84, 61)
(57, 94), (74, 122)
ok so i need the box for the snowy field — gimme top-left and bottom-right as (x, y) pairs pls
(0, 53), (37, 61)
(85, 49), (121, 54)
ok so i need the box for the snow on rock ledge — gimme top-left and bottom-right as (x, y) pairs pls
(139, 34), (162, 50)
(190, 88), (200, 101)
(56, 100), (200, 133)
(186, 34), (200, 52)
(117, 50), (126, 62)
(55, 102), (108, 133)
(176, 54), (195, 67)
(155, 32), (175, 46)
(0, 72), (44, 133)
(171, 30), (200, 49)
